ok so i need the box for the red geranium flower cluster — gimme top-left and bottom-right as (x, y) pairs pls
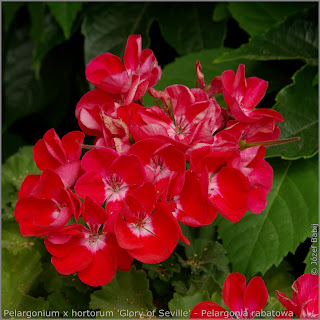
(15, 35), (285, 286)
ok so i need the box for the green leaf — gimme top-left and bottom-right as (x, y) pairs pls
(32, 12), (66, 71)
(168, 291), (210, 319)
(47, 2), (83, 39)
(90, 266), (154, 318)
(188, 274), (221, 297)
(3, 26), (45, 129)
(217, 156), (318, 278)
(215, 9), (318, 66)
(213, 3), (230, 22)
(2, 2), (24, 31)
(267, 65), (318, 160)
(82, 2), (153, 65)
(2, 146), (40, 221)
(143, 48), (292, 107)
(2, 295), (49, 318)
(228, 2), (317, 37)
(28, 3), (46, 45)
(2, 247), (43, 310)
(2, 221), (38, 255)
(180, 240), (230, 287)
(262, 261), (295, 298)
(157, 3), (227, 55)
(142, 254), (181, 281)
(47, 293), (72, 315)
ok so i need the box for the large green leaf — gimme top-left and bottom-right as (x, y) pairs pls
(228, 2), (317, 37)
(31, 12), (66, 71)
(215, 9), (318, 66)
(3, 26), (45, 130)
(168, 291), (210, 319)
(143, 48), (291, 107)
(47, 2), (83, 39)
(217, 156), (318, 278)
(267, 65), (318, 160)
(90, 266), (154, 318)
(2, 247), (44, 310)
(157, 3), (227, 55)
(2, 2), (24, 31)
(2, 146), (40, 221)
(82, 2), (153, 65)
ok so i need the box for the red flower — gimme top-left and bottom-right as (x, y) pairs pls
(45, 196), (133, 287)
(276, 273), (319, 319)
(15, 169), (81, 237)
(222, 64), (284, 123)
(74, 148), (146, 232)
(131, 85), (222, 151)
(223, 272), (268, 318)
(75, 88), (116, 137)
(190, 272), (268, 319)
(196, 60), (223, 98)
(75, 88), (144, 154)
(168, 170), (217, 227)
(128, 138), (186, 199)
(85, 34), (161, 105)
(225, 118), (281, 144)
(33, 129), (85, 189)
(227, 146), (273, 214)
(114, 182), (183, 263)
(190, 141), (250, 223)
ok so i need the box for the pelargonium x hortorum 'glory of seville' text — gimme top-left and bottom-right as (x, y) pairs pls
(14, 34), (298, 287)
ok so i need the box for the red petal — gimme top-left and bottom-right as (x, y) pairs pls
(133, 182), (156, 214)
(124, 34), (141, 73)
(74, 171), (106, 204)
(276, 290), (300, 317)
(110, 154), (145, 186)
(126, 202), (180, 263)
(114, 213), (144, 250)
(242, 77), (268, 110)
(248, 188), (267, 214)
(107, 233), (134, 271)
(173, 170), (217, 226)
(86, 52), (126, 89)
(18, 174), (40, 199)
(81, 147), (119, 176)
(52, 244), (93, 275)
(82, 196), (108, 232)
(209, 167), (249, 223)
(33, 139), (62, 170)
(292, 274), (319, 308)
(77, 246), (117, 286)
(61, 131), (85, 161)
(31, 169), (64, 199)
(244, 276), (268, 317)
(223, 272), (246, 312)
(54, 160), (82, 189)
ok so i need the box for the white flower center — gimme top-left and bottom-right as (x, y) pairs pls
(103, 173), (129, 202)
(128, 216), (154, 238)
(81, 233), (107, 253)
